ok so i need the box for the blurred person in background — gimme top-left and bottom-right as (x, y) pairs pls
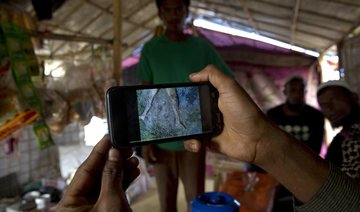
(317, 80), (360, 181)
(267, 76), (324, 154)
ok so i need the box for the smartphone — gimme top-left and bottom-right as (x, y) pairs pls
(106, 82), (223, 148)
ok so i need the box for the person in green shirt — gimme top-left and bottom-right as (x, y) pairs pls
(136, 0), (233, 211)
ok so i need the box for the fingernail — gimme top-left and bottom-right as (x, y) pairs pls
(109, 148), (120, 161)
(189, 72), (198, 78)
(190, 143), (197, 152)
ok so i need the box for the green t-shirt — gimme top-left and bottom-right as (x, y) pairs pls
(136, 35), (233, 151)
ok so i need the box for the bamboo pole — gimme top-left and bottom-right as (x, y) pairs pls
(29, 31), (113, 44)
(113, 0), (122, 85)
(290, 0), (301, 45)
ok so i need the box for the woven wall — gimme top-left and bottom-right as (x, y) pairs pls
(0, 122), (84, 191)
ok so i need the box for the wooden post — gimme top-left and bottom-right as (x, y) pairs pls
(113, 0), (122, 85)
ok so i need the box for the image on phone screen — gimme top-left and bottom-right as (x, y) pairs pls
(136, 87), (202, 142)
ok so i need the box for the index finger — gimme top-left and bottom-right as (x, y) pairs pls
(184, 139), (202, 152)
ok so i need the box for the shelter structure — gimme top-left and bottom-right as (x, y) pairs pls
(1, 0), (360, 210)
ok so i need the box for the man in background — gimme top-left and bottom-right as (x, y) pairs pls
(317, 80), (360, 181)
(136, 0), (233, 211)
(267, 76), (324, 154)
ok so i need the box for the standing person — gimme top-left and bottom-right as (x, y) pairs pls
(267, 76), (325, 154)
(136, 0), (233, 211)
(266, 76), (324, 211)
(317, 80), (360, 181)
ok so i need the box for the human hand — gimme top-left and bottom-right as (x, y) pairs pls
(56, 135), (140, 212)
(185, 66), (332, 204)
(142, 145), (157, 164)
(184, 65), (274, 164)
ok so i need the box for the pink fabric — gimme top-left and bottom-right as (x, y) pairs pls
(122, 53), (140, 69)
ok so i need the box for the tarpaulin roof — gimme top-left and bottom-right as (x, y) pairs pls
(5, 0), (360, 60)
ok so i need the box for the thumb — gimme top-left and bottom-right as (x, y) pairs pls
(96, 148), (131, 211)
(101, 148), (124, 194)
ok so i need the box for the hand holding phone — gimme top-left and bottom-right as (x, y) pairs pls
(106, 82), (222, 148)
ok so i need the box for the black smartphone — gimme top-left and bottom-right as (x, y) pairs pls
(106, 82), (223, 148)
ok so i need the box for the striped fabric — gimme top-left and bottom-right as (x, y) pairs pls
(294, 163), (360, 212)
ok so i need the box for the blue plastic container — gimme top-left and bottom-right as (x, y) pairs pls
(191, 192), (240, 212)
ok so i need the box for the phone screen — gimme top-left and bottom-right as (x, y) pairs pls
(106, 82), (222, 148)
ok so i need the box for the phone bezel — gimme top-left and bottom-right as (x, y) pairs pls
(106, 82), (223, 148)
